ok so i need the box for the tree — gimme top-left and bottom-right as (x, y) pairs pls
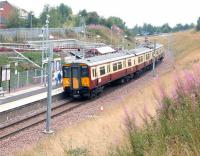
(197, 17), (200, 31)
(58, 3), (72, 24)
(39, 4), (50, 26)
(161, 23), (171, 33)
(39, 4), (72, 27)
(86, 11), (100, 25)
(6, 9), (27, 28)
(78, 9), (88, 17)
(106, 16), (126, 29)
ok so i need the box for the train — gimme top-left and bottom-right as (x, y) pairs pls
(62, 43), (165, 98)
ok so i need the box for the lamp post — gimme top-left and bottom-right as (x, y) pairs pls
(43, 14), (54, 134)
(94, 35), (100, 56)
(0, 8), (4, 29)
(122, 35), (127, 50)
(29, 11), (34, 40)
(79, 15), (86, 59)
(30, 11), (34, 28)
(40, 26), (45, 84)
(110, 26), (113, 45)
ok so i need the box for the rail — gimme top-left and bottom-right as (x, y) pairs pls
(0, 98), (75, 140)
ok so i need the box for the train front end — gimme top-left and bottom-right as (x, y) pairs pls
(62, 63), (90, 98)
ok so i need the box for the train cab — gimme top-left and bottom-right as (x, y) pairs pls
(62, 63), (90, 97)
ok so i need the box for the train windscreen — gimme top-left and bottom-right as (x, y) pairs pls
(81, 66), (89, 77)
(63, 66), (70, 78)
(72, 67), (78, 78)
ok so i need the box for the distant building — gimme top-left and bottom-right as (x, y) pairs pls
(0, 1), (28, 28)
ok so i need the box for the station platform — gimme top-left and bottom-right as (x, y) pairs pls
(0, 83), (63, 113)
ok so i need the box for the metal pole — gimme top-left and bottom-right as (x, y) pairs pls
(152, 41), (156, 77)
(30, 12), (33, 40)
(41, 27), (45, 84)
(122, 37), (124, 50)
(0, 10), (1, 29)
(17, 72), (19, 88)
(0, 12), (1, 29)
(44, 14), (54, 134)
(30, 14), (32, 28)
(83, 16), (86, 59)
(110, 26), (113, 46)
(26, 70), (29, 86)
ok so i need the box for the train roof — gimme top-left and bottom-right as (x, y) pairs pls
(69, 43), (163, 66)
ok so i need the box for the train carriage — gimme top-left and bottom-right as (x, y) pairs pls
(62, 43), (164, 98)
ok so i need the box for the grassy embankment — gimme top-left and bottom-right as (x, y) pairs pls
(15, 30), (200, 156)
(0, 52), (60, 70)
(112, 64), (200, 156)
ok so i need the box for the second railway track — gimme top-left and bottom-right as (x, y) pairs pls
(0, 98), (87, 140)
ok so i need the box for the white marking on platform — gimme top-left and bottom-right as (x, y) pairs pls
(0, 88), (62, 113)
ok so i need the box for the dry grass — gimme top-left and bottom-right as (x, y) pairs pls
(14, 30), (200, 156)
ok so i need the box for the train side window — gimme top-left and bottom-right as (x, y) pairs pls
(123, 60), (126, 68)
(128, 59), (132, 67)
(100, 66), (106, 76)
(113, 63), (117, 71)
(138, 56), (140, 63)
(118, 62), (122, 70)
(107, 64), (110, 73)
(92, 68), (96, 78)
(146, 54), (149, 60)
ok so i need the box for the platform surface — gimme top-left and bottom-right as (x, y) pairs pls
(0, 84), (63, 113)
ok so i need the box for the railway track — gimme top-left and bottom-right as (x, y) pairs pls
(0, 98), (87, 140)
(0, 59), (167, 141)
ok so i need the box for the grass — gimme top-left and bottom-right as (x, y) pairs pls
(0, 51), (60, 70)
(87, 25), (135, 49)
(13, 30), (200, 156)
(111, 64), (200, 156)
(0, 53), (12, 66)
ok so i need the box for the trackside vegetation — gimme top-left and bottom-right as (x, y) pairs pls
(111, 64), (200, 156)
(0, 52), (60, 70)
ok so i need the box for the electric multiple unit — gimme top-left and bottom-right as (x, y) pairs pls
(62, 44), (164, 98)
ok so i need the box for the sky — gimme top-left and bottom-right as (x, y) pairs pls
(8, 0), (200, 28)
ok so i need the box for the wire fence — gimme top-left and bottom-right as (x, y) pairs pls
(1, 69), (45, 92)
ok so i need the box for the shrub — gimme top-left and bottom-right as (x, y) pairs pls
(112, 63), (200, 156)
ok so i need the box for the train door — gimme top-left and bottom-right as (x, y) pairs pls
(71, 66), (80, 89)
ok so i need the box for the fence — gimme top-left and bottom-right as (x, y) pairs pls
(1, 69), (46, 92)
(0, 27), (83, 42)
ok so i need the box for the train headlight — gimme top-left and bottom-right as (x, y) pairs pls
(81, 77), (90, 87)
